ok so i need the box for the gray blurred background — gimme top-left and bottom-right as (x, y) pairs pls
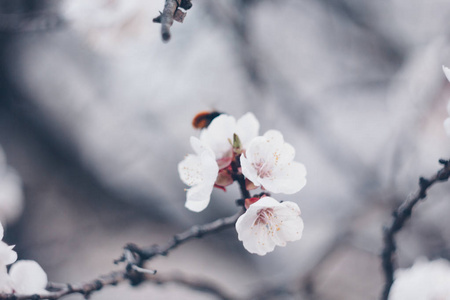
(1, 0), (450, 299)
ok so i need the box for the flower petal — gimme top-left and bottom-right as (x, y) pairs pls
(0, 222), (3, 240)
(443, 65), (450, 82)
(0, 270), (12, 293)
(9, 260), (48, 295)
(200, 114), (236, 159)
(178, 154), (203, 187)
(261, 162), (307, 194)
(236, 197), (304, 255)
(184, 150), (218, 212)
(235, 113), (260, 148)
(190, 136), (215, 158)
(242, 131), (307, 194)
(0, 242), (17, 266)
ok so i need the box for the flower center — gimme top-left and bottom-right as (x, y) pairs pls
(252, 160), (272, 178)
(254, 208), (275, 225)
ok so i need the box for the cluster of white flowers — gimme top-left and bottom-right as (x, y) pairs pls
(443, 66), (450, 136)
(389, 258), (450, 300)
(0, 221), (48, 295)
(179, 112), (307, 255)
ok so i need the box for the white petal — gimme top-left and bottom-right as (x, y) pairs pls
(235, 113), (260, 147)
(178, 154), (203, 187)
(0, 270), (12, 293)
(0, 242), (17, 266)
(184, 150), (218, 212)
(273, 202), (304, 242)
(200, 114), (236, 159)
(236, 218), (276, 256)
(443, 65), (450, 82)
(262, 162), (307, 194)
(9, 260), (48, 295)
(0, 222), (3, 240)
(240, 153), (261, 187)
(390, 258), (450, 300)
(444, 118), (450, 137)
(189, 136), (215, 158)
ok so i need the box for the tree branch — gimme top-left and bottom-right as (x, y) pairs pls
(124, 208), (244, 261)
(153, 0), (193, 42)
(380, 159), (450, 300)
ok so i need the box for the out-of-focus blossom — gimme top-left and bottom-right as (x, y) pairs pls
(235, 197), (304, 256)
(0, 222), (17, 269)
(62, 0), (161, 52)
(9, 260), (48, 295)
(0, 147), (24, 225)
(389, 258), (450, 300)
(178, 137), (219, 212)
(0, 222), (17, 293)
(443, 66), (450, 137)
(200, 113), (259, 168)
(240, 130), (307, 194)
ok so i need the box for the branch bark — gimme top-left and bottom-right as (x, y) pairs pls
(380, 159), (450, 300)
(125, 208), (244, 261)
(153, 0), (193, 42)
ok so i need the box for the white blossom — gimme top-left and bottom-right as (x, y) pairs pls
(200, 112), (259, 167)
(9, 260), (48, 295)
(389, 258), (450, 300)
(235, 197), (304, 256)
(240, 130), (307, 194)
(178, 137), (219, 212)
(0, 222), (16, 294)
(0, 222), (17, 268)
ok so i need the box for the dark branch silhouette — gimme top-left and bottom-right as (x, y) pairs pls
(381, 159), (450, 300)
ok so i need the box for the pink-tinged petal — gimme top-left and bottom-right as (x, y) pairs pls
(443, 65), (450, 82)
(261, 162), (307, 194)
(216, 156), (232, 169)
(9, 260), (48, 295)
(444, 118), (450, 137)
(0, 242), (17, 266)
(235, 113), (260, 148)
(215, 169), (234, 188)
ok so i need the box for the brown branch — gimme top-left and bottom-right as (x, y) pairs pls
(380, 159), (450, 300)
(125, 208), (244, 261)
(0, 271), (127, 300)
(153, 0), (193, 42)
(0, 269), (240, 300)
(151, 272), (238, 300)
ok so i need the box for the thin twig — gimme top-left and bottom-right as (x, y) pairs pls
(0, 271), (127, 300)
(380, 159), (450, 300)
(151, 272), (239, 300)
(153, 0), (193, 42)
(125, 208), (245, 261)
